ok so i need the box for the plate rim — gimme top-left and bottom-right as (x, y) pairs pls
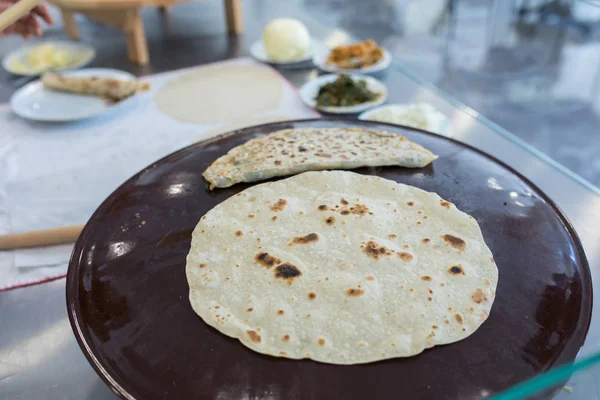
(249, 39), (314, 65)
(66, 118), (593, 400)
(2, 40), (96, 76)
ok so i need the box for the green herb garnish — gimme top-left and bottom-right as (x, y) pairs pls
(315, 74), (378, 107)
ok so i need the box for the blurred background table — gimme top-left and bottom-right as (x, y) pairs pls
(0, 0), (599, 399)
(48, 0), (243, 64)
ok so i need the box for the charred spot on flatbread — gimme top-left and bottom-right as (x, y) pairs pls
(318, 338), (326, 346)
(290, 233), (319, 245)
(325, 216), (335, 226)
(398, 252), (414, 262)
(255, 252), (281, 268)
(308, 292), (317, 300)
(322, 200), (371, 217)
(361, 240), (393, 259)
(472, 288), (488, 304)
(246, 330), (261, 343)
(421, 276), (432, 281)
(235, 230), (243, 237)
(269, 199), (287, 212)
(347, 204), (370, 216)
(440, 200), (451, 209)
(448, 265), (465, 276)
(274, 263), (302, 284)
(442, 234), (466, 251)
(346, 288), (365, 297)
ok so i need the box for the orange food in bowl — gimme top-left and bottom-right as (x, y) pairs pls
(325, 40), (384, 69)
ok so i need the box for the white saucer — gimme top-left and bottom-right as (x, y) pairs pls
(3, 41), (96, 76)
(10, 68), (138, 122)
(299, 74), (388, 114)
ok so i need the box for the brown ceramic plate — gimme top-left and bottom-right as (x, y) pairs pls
(66, 119), (592, 400)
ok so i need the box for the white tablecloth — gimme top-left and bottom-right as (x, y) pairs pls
(0, 57), (318, 290)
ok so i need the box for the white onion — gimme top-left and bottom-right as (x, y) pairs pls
(262, 18), (310, 62)
(364, 103), (451, 136)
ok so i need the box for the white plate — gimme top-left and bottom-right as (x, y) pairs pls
(10, 68), (138, 122)
(249, 39), (322, 65)
(358, 103), (453, 137)
(300, 74), (388, 114)
(3, 41), (96, 76)
(313, 47), (392, 74)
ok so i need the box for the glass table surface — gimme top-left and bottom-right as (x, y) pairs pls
(306, 0), (600, 188)
(0, 1), (598, 399)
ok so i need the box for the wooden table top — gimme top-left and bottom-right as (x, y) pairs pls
(49, 0), (193, 10)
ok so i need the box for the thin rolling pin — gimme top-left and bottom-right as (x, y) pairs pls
(0, 224), (84, 250)
(0, 0), (41, 32)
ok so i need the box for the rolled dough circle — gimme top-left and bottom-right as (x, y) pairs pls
(155, 64), (283, 124)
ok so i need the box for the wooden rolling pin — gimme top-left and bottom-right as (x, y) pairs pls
(0, 224), (84, 250)
(0, 0), (42, 32)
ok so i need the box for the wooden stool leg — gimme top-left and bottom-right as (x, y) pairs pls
(124, 8), (149, 65)
(224, 0), (243, 34)
(60, 9), (80, 40)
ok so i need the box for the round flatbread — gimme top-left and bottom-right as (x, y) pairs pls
(155, 64), (282, 124)
(186, 171), (498, 364)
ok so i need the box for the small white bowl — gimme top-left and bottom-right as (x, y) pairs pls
(358, 103), (453, 137)
(300, 74), (388, 114)
(313, 47), (392, 74)
(3, 41), (96, 76)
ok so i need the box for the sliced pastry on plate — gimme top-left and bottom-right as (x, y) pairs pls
(41, 72), (150, 101)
